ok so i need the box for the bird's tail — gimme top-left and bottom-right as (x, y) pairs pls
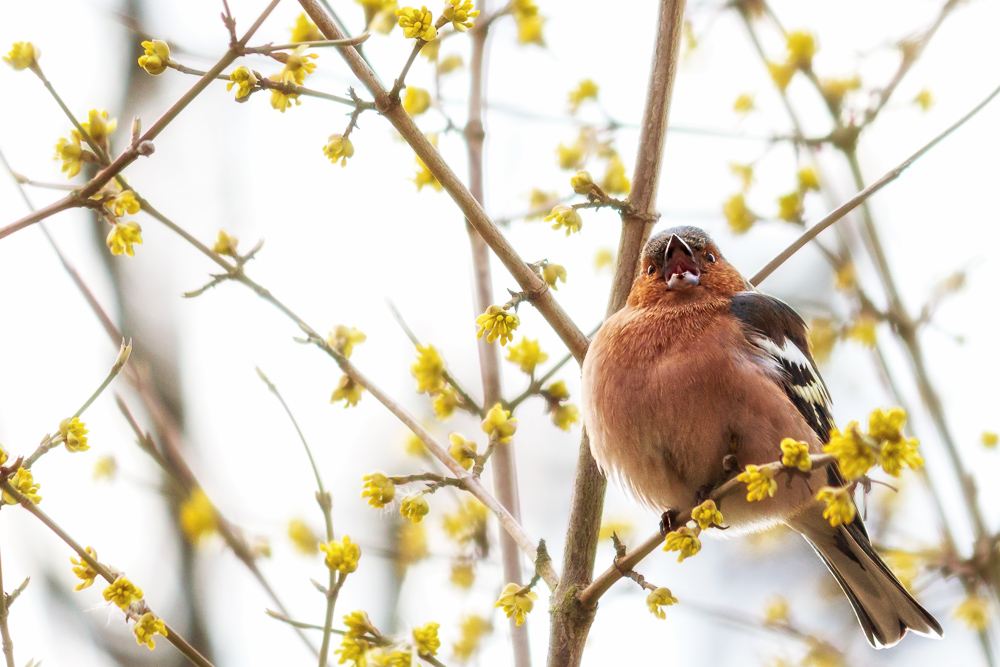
(789, 506), (943, 648)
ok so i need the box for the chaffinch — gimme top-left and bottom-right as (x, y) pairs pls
(581, 226), (942, 648)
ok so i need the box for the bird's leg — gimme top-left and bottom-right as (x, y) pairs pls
(659, 509), (679, 534)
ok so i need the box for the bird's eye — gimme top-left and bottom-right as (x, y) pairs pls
(647, 264), (656, 276)
(705, 252), (716, 263)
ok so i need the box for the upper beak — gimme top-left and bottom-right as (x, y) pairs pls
(663, 235), (700, 290)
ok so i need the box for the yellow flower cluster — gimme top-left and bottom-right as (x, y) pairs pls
(823, 424), (875, 479)
(545, 205), (583, 236)
(443, 0), (479, 32)
(475, 305), (519, 346)
(362, 472), (396, 507)
(442, 499), (487, 548)
(505, 337), (548, 374)
(820, 75), (861, 110)
(212, 230), (239, 257)
(133, 612), (168, 650)
(452, 614), (492, 660)
(733, 92), (755, 114)
(59, 417), (90, 452)
(397, 522), (429, 570)
(481, 403), (517, 443)
(512, 0), (544, 46)
(321, 535), (361, 573)
(291, 13), (323, 42)
(411, 344), (446, 393)
(288, 519), (319, 555)
(400, 494), (430, 524)
(570, 170), (596, 196)
(107, 222), (143, 257)
(412, 622), (441, 656)
(776, 191), (803, 223)
(556, 141), (585, 170)
(4, 42), (39, 70)
(764, 596), (789, 625)
(279, 45), (317, 85)
(541, 262), (567, 290)
(691, 499), (723, 530)
(954, 595), (990, 631)
(82, 109), (117, 144)
(403, 86), (431, 115)
(495, 582), (537, 626)
(331, 374), (364, 407)
(93, 455), (117, 481)
(543, 381), (579, 431)
(663, 526), (701, 562)
(568, 79), (599, 112)
(70, 546), (100, 591)
(450, 561), (475, 588)
(983, 431), (999, 448)
(448, 433), (478, 470)
(779, 438), (811, 472)
(737, 464), (776, 501)
(138, 40), (170, 75)
(323, 133), (355, 167)
(815, 486), (855, 527)
(602, 155), (631, 195)
(646, 587), (679, 619)
(723, 193), (757, 234)
(328, 325), (367, 358)
(268, 74), (300, 112)
(179, 488), (217, 544)
(3, 468), (40, 505)
(869, 408), (923, 476)
(396, 6), (437, 40)
(914, 88), (934, 112)
(103, 576), (143, 609)
(228, 66), (258, 100)
(55, 131), (87, 178)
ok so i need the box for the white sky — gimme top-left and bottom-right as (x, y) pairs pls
(1, 0), (1000, 665)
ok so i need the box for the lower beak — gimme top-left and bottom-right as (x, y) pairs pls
(664, 235), (700, 290)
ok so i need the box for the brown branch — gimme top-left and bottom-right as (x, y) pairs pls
(547, 3), (687, 666)
(0, 544), (15, 667)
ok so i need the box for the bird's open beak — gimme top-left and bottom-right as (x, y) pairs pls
(664, 235), (700, 290)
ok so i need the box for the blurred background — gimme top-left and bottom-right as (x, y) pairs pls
(1, 0), (999, 665)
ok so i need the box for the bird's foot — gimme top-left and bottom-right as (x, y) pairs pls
(659, 509), (679, 534)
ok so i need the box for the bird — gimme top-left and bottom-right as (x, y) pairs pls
(581, 225), (942, 648)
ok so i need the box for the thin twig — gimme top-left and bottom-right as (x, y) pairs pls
(0, 544), (16, 667)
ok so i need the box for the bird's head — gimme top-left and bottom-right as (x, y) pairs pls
(628, 226), (748, 307)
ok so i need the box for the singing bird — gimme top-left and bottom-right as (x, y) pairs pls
(581, 226), (942, 648)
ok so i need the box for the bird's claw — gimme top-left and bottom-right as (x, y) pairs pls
(659, 509), (679, 534)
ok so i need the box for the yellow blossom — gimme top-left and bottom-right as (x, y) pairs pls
(785, 30), (816, 70)
(835, 261), (856, 292)
(137, 40), (170, 75)
(396, 521), (428, 570)
(448, 433), (478, 470)
(405, 432), (428, 457)
(733, 92), (755, 114)
(602, 156), (631, 195)
(598, 518), (634, 542)
(433, 387), (460, 419)
(780, 438), (811, 472)
(663, 526), (701, 562)
(321, 535), (362, 573)
(413, 155), (442, 191)
(288, 519), (320, 555)
(335, 634), (370, 664)
(442, 499), (488, 548)
(570, 170), (596, 196)
(279, 45), (317, 85)
(556, 142), (585, 170)
(823, 423), (876, 479)
(515, 11), (545, 46)
(400, 494), (431, 523)
(212, 230), (239, 257)
(331, 374), (364, 407)
(594, 248), (615, 271)
(323, 133), (355, 167)
(3, 468), (40, 504)
(568, 79), (599, 112)
(362, 472), (397, 507)
(646, 587), (679, 619)
(0, 445), (5, 467)
(133, 612), (168, 649)
(81, 110), (117, 144)
(541, 262), (567, 290)
(820, 75), (861, 108)
(422, 38), (441, 61)
(691, 499), (724, 530)
(452, 614), (492, 661)
(868, 407), (906, 443)
(776, 191), (803, 223)
(730, 162), (754, 192)
(764, 596), (789, 625)
(343, 610), (376, 637)
(797, 166), (820, 192)
(106, 221), (143, 256)
(291, 13), (323, 42)
(914, 88), (934, 112)
(847, 315), (876, 348)
(227, 66), (258, 99)
(816, 486), (856, 527)
(59, 417), (90, 452)
(103, 576), (143, 609)
(328, 325), (367, 358)
(413, 622), (441, 656)
(450, 561), (475, 588)
(802, 639), (844, 667)
(527, 188), (559, 219)
(808, 317), (838, 364)
(955, 596), (990, 631)
(55, 131), (86, 178)
(737, 464), (776, 501)
(506, 337), (548, 375)
(403, 86), (431, 115)
(475, 305), (519, 346)
(371, 2), (402, 33)
(723, 193), (757, 234)
(180, 488), (217, 544)
(386, 649), (411, 667)
(885, 550), (921, 590)
(3, 42), (39, 70)
(495, 582), (537, 626)
(879, 437), (923, 477)
(983, 432), (999, 449)
(93, 455), (117, 481)
(767, 60), (795, 92)
(396, 6), (437, 40)
(268, 74), (300, 111)
(438, 54), (463, 74)
(481, 403), (517, 443)
(412, 344), (447, 393)
(443, 0), (479, 31)
(70, 546), (100, 591)
(545, 205), (582, 236)
(107, 190), (140, 218)
(551, 403), (580, 431)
